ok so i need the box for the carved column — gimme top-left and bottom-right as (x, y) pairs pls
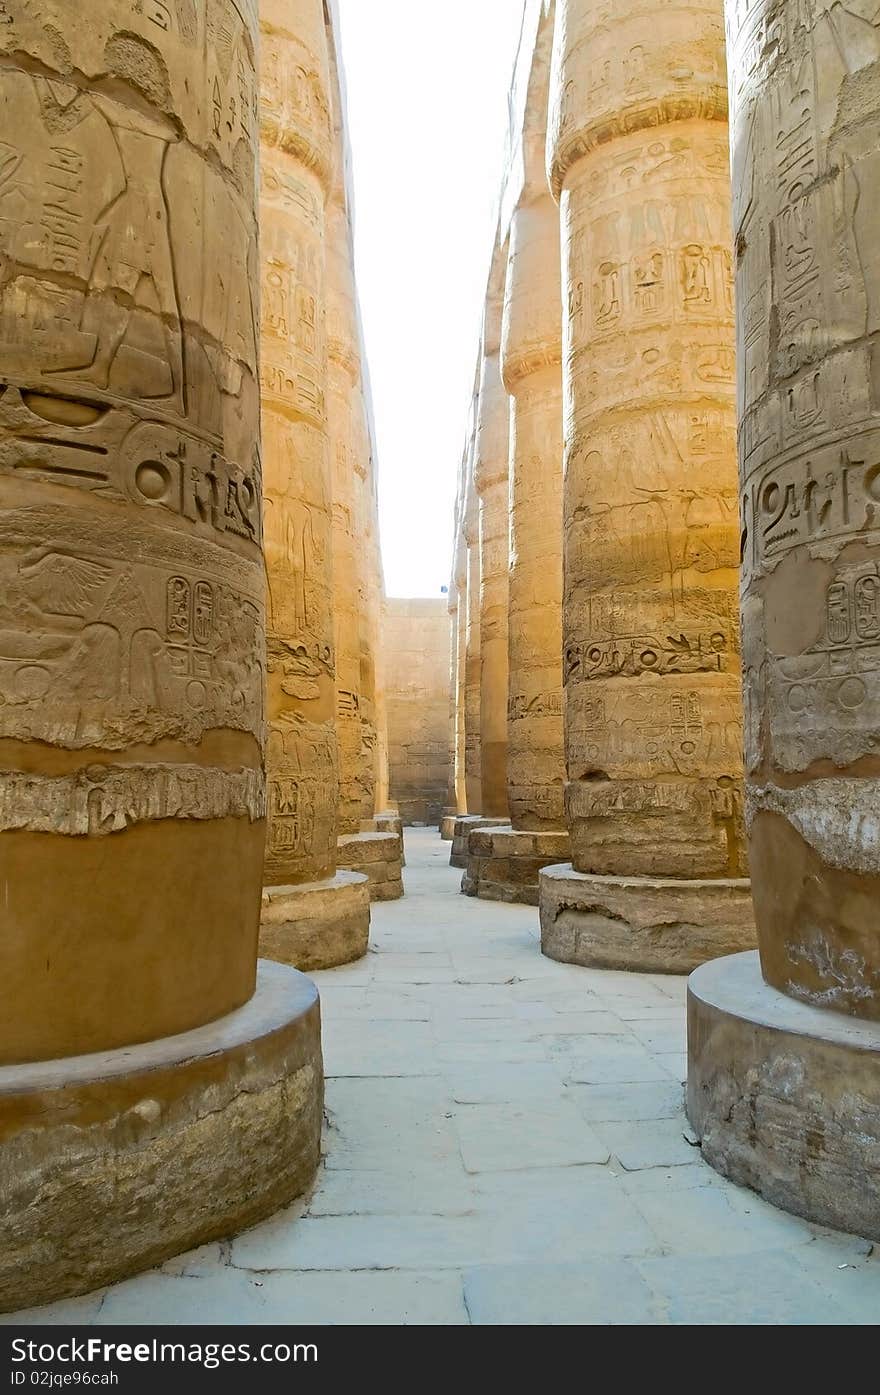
(441, 577), (459, 829)
(451, 398), (492, 868)
(326, 148), (370, 836)
(539, 0), (753, 970)
(453, 520), (469, 816)
(474, 246), (511, 823)
(442, 488), (468, 841)
(258, 0), (370, 967)
(463, 417), (482, 813)
(463, 2), (569, 904)
(325, 26), (402, 897)
(688, 0), (880, 1242)
(0, 0), (322, 1310)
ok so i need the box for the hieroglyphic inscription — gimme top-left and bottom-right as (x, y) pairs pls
(550, 1), (744, 877)
(0, 764), (265, 835)
(259, 0), (340, 880)
(727, 0), (880, 1008)
(0, 0), (266, 1059)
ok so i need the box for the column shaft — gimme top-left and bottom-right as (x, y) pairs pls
(551, 0), (746, 880)
(475, 253), (510, 821)
(261, 0), (338, 888)
(0, 0), (265, 1063)
(729, 0), (880, 1014)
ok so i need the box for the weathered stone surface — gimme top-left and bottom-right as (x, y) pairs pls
(0, 0), (265, 1063)
(723, 0), (880, 1016)
(369, 812), (405, 863)
(503, 2), (564, 838)
(463, 382), (483, 814)
(686, 0), (880, 1241)
(0, 962), (323, 1312)
(338, 832), (403, 901)
(384, 599), (449, 826)
(326, 28), (379, 835)
(261, 0), (339, 890)
(463, 828), (570, 906)
(440, 815), (457, 841)
(450, 469), (469, 820)
(462, 6), (566, 904)
(474, 242), (510, 822)
(540, 0), (753, 969)
(260, 871), (369, 970)
(688, 952), (880, 1241)
(541, 864), (754, 974)
(450, 814), (511, 870)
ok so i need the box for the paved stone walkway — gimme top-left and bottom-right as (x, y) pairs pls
(7, 830), (880, 1325)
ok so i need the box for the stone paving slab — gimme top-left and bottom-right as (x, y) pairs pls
(6, 829), (880, 1326)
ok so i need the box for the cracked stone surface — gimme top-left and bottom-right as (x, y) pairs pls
(5, 831), (879, 1326)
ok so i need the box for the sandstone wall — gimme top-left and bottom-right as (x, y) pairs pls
(384, 599), (450, 824)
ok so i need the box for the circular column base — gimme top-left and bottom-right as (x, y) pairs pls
(0, 960), (323, 1313)
(261, 870), (370, 970)
(338, 832), (403, 901)
(688, 950), (880, 1241)
(539, 863), (754, 973)
(463, 827), (571, 906)
(440, 815), (457, 841)
(450, 815), (511, 868)
(369, 813), (405, 864)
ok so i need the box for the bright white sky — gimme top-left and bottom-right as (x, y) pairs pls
(336, 0), (525, 598)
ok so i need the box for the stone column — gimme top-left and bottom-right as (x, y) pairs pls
(474, 246), (511, 823)
(326, 134), (371, 836)
(325, 26), (402, 897)
(453, 521), (469, 815)
(358, 465), (383, 818)
(463, 421), (483, 814)
(452, 394), (501, 868)
(258, 0), (369, 969)
(441, 576), (459, 832)
(463, 2), (570, 904)
(372, 588), (392, 815)
(326, 22), (382, 836)
(539, 0), (754, 972)
(442, 495), (469, 840)
(0, 0), (322, 1309)
(688, 0), (880, 1242)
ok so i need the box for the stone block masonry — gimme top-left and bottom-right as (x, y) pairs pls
(384, 599), (451, 826)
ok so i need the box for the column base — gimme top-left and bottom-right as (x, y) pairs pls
(440, 815), (457, 841)
(261, 870), (370, 970)
(463, 827), (571, 905)
(450, 815), (511, 868)
(688, 950), (880, 1241)
(369, 812), (405, 865)
(0, 960), (323, 1313)
(539, 863), (754, 973)
(338, 832), (403, 901)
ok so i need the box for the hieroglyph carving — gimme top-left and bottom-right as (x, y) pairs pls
(0, 0), (266, 1061)
(550, 0), (745, 880)
(260, 0), (339, 884)
(0, 0), (264, 762)
(727, 0), (880, 1013)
